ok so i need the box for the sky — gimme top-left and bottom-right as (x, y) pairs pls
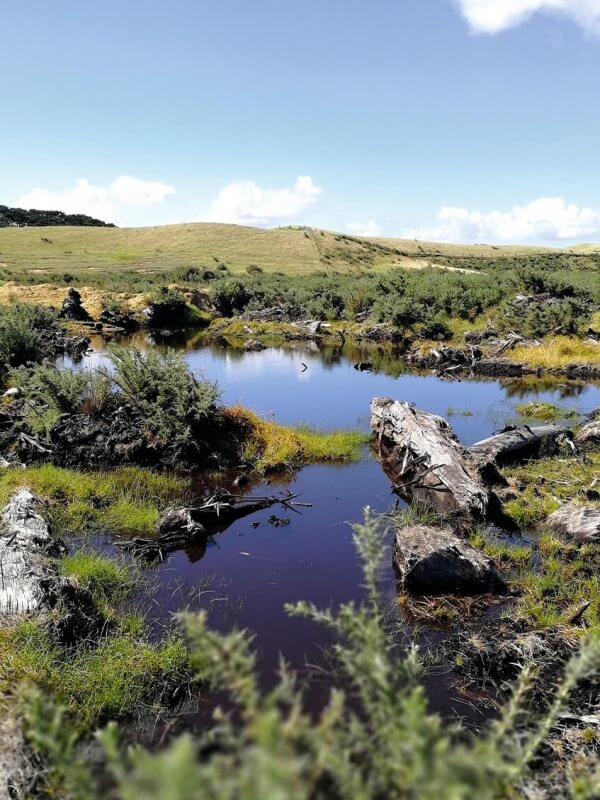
(2, 0), (600, 244)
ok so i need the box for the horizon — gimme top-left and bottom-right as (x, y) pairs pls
(3, 1), (600, 246)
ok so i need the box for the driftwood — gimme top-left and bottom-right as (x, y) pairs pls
(371, 399), (574, 526)
(118, 491), (311, 560)
(371, 398), (488, 523)
(546, 503), (600, 544)
(470, 424), (572, 468)
(0, 489), (62, 616)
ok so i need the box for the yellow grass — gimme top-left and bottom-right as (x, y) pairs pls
(507, 336), (600, 368)
(224, 405), (365, 472)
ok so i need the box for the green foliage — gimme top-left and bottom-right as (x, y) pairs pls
(21, 512), (600, 798)
(108, 345), (220, 459)
(0, 303), (60, 385)
(60, 552), (133, 606)
(22, 363), (112, 434)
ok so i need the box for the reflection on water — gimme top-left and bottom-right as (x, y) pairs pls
(61, 333), (600, 713)
(61, 333), (600, 441)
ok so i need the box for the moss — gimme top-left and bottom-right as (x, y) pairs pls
(224, 405), (366, 473)
(0, 465), (186, 536)
(515, 401), (579, 422)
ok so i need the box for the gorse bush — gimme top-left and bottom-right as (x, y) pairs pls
(23, 512), (600, 799)
(0, 303), (60, 385)
(108, 345), (220, 457)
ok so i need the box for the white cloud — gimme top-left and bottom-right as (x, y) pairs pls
(345, 220), (381, 237)
(455, 0), (600, 34)
(402, 197), (600, 243)
(204, 175), (322, 226)
(17, 176), (175, 224)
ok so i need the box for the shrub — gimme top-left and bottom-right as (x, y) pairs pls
(0, 304), (60, 384)
(108, 346), (219, 459)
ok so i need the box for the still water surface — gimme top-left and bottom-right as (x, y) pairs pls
(65, 335), (600, 712)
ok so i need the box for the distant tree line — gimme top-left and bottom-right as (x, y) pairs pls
(0, 204), (115, 227)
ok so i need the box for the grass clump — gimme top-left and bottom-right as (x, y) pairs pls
(60, 552), (132, 606)
(515, 401), (579, 422)
(0, 464), (186, 536)
(502, 452), (600, 528)
(508, 336), (600, 368)
(1, 620), (189, 730)
(224, 405), (365, 472)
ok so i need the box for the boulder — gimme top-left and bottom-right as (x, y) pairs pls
(394, 524), (504, 595)
(59, 287), (92, 322)
(99, 308), (140, 332)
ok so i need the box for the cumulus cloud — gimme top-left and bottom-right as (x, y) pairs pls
(402, 197), (600, 244)
(204, 175), (322, 226)
(455, 0), (600, 34)
(345, 220), (381, 237)
(17, 176), (175, 224)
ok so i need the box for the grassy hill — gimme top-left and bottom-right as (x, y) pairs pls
(0, 222), (598, 288)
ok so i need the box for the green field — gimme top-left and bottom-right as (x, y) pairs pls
(1, 221), (595, 281)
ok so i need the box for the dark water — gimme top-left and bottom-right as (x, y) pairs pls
(62, 335), (600, 717)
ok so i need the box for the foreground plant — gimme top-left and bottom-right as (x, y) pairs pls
(22, 512), (600, 799)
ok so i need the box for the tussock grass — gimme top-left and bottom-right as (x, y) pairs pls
(508, 336), (600, 368)
(60, 552), (132, 605)
(515, 401), (579, 422)
(225, 405), (365, 472)
(502, 452), (600, 528)
(1, 619), (189, 729)
(0, 465), (186, 536)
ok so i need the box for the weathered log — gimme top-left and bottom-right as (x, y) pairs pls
(0, 489), (62, 616)
(370, 398), (488, 523)
(469, 424), (572, 468)
(394, 524), (504, 595)
(574, 420), (600, 449)
(546, 502), (600, 544)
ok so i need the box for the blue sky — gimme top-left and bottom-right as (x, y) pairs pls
(2, 0), (600, 243)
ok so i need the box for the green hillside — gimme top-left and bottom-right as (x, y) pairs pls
(0, 221), (598, 284)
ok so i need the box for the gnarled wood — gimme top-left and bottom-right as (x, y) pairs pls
(370, 398), (488, 523)
(546, 502), (600, 544)
(0, 489), (60, 616)
(469, 424), (572, 468)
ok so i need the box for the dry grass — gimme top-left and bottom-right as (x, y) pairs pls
(224, 405), (365, 472)
(508, 336), (600, 368)
(0, 222), (570, 280)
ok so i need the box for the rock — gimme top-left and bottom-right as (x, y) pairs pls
(157, 508), (205, 540)
(143, 297), (188, 328)
(574, 421), (600, 449)
(243, 306), (290, 323)
(354, 361), (373, 372)
(394, 524), (504, 595)
(243, 340), (266, 352)
(546, 503), (600, 543)
(99, 308), (140, 332)
(59, 287), (92, 322)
